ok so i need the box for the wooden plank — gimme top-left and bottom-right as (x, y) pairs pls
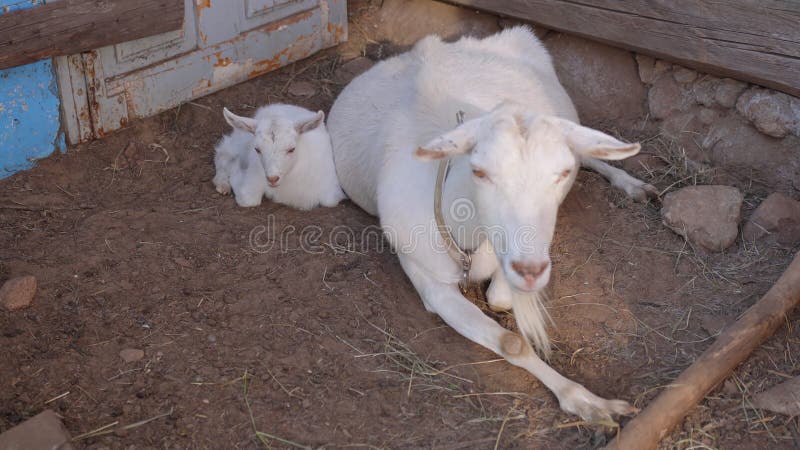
(442, 0), (800, 97)
(0, 0), (184, 69)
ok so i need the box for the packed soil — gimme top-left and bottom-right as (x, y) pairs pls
(1, 2), (798, 449)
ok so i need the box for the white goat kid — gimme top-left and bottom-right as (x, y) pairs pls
(213, 104), (346, 210)
(327, 27), (657, 422)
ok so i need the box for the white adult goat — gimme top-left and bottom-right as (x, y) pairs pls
(214, 103), (345, 210)
(327, 27), (657, 422)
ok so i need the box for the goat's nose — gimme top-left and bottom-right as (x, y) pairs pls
(267, 176), (280, 186)
(511, 260), (549, 280)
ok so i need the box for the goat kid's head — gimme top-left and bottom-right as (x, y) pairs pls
(415, 103), (640, 292)
(223, 107), (325, 187)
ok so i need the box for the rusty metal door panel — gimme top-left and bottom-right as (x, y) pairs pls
(96, 3), (198, 77)
(57, 0), (346, 143)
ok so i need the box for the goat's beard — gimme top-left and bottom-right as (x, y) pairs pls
(510, 289), (552, 359)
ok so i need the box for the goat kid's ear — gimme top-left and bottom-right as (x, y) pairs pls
(414, 119), (480, 161)
(553, 117), (641, 160)
(296, 111), (325, 134)
(223, 108), (257, 134)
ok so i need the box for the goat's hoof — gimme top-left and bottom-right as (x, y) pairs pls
(558, 384), (638, 424)
(621, 179), (659, 203)
(215, 184), (232, 195)
(488, 301), (512, 312)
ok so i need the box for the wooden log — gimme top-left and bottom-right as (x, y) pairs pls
(441, 1), (800, 97)
(0, 0), (183, 70)
(606, 251), (800, 450)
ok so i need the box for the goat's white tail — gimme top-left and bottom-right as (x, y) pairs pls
(510, 290), (552, 358)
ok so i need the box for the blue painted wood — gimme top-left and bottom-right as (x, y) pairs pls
(0, 0), (65, 179)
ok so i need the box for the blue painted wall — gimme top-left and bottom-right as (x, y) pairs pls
(0, 0), (65, 179)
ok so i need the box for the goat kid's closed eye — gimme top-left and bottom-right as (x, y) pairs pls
(287, 147), (295, 154)
(472, 167), (490, 181)
(254, 147), (261, 154)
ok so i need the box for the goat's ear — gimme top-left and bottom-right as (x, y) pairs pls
(296, 111), (325, 134)
(415, 119), (480, 161)
(554, 118), (641, 160)
(223, 108), (257, 134)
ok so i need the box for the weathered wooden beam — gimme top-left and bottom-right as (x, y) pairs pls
(0, 0), (184, 70)
(442, 0), (800, 97)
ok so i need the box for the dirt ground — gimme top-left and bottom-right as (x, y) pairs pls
(2, 2), (799, 449)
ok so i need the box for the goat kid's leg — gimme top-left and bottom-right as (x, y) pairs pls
(213, 172), (232, 195)
(487, 269), (513, 312)
(400, 256), (636, 422)
(581, 157), (658, 202)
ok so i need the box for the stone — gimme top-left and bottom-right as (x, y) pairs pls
(702, 115), (800, 192)
(119, 348), (145, 363)
(742, 192), (800, 245)
(333, 57), (375, 84)
(752, 376), (800, 416)
(692, 76), (720, 107)
(173, 257), (192, 268)
(673, 66), (698, 84)
(545, 33), (646, 125)
(648, 74), (693, 120)
(661, 185), (743, 252)
(635, 54), (656, 84)
(0, 276), (37, 311)
(698, 107), (720, 125)
(736, 87), (798, 138)
(287, 81), (317, 98)
(0, 410), (74, 450)
(653, 60), (672, 78)
(714, 78), (747, 108)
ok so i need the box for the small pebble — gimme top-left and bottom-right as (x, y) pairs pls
(0, 276), (37, 311)
(174, 257), (192, 268)
(119, 348), (145, 363)
(287, 81), (317, 98)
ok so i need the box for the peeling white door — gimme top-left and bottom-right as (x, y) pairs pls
(56, 0), (346, 144)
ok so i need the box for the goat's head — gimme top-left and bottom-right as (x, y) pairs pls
(223, 107), (325, 187)
(415, 103), (640, 292)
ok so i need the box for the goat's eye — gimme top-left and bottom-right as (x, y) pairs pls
(472, 168), (489, 180)
(254, 147), (261, 154)
(287, 147), (295, 154)
(555, 169), (571, 183)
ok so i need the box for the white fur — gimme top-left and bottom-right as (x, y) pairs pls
(213, 103), (346, 210)
(328, 27), (655, 422)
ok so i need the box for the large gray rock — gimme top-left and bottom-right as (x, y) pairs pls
(0, 410), (73, 450)
(742, 192), (800, 246)
(672, 66), (698, 84)
(648, 74), (693, 120)
(753, 377), (800, 416)
(691, 75), (720, 107)
(702, 115), (800, 191)
(545, 33), (646, 126)
(714, 78), (747, 108)
(736, 87), (799, 138)
(661, 185), (743, 252)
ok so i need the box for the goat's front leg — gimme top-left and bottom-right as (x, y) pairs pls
(581, 157), (658, 202)
(399, 255), (637, 422)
